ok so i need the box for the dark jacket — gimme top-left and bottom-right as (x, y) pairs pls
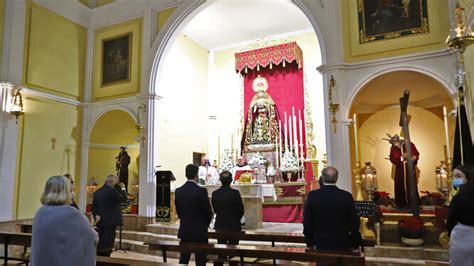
(175, 181), (213, 241)
(91, 184), (127, 228)
(212, 186), (244, 231)
(447, 191), (474, 236)
(303, 185), (361, 251)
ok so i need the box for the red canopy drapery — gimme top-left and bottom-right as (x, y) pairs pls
(235, 42), (304, 73)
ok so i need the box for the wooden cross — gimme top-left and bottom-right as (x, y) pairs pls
(399, 90), (420, 218)
(51, 137), (57, 150)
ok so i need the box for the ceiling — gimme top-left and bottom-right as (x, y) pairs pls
(182, 0), (313, 50)
(351, 71), (454, 114)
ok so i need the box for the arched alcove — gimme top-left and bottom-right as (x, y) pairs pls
(88, 110), (139, 187)
(348, 70), (455, 195)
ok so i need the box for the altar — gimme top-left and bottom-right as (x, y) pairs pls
(203, 182), (305, 228)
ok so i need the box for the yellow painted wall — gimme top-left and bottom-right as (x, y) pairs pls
(0, 0), (5, 70)
(92, 19), (142, 101)
(23, 4), (86, 100)
(88, 110), (139, 187)
(15, 97), (82, 219)
(156, 34), (209, 186)
(341, 0), (450, 62)
(156, 7), (176, 35)
(359, 106), (447, 196)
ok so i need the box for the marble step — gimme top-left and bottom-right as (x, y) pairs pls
(146, 223), (179, 235)
(365, 244), (449, 262)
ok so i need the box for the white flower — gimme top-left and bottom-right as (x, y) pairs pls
(280, 151), (299, 172)
(267, 166), (276, 176)
(218, 149), (235, 173)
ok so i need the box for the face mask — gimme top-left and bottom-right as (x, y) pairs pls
(452, 177), (465, 188)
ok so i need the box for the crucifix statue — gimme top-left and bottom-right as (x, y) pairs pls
(399, 90), (420, 218)
(51, 137), (57, 150)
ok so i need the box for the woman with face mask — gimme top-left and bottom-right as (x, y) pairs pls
(447, 164), (474, 266)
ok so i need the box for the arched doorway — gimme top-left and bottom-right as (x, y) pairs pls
(348, 70), (455, 196)
(150, 0), (326, 186)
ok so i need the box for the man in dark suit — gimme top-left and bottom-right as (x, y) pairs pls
(303, 166), (361, 252)
(92, 175), (127, 257)
(175, 164), (213, 265)
(212, 171), (244, 240)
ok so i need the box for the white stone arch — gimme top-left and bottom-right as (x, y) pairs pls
(344, 66), (456, 119)
(147, 0), (328, 96)
(87, 106), (138, 137)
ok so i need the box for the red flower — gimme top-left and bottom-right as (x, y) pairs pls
(399, 217), (424, 232)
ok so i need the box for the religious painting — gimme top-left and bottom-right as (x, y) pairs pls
(358, 0), (429, 43)
(101, 33), (132, 86)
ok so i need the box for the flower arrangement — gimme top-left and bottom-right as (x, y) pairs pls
(249, 153), (266, 167)
(267, 165), (276, 176)
(420, 191), (445, 206)
(218, 149), (235, 173)
(198, 177), (206, 186)
(373, 191), (394, 206)
(399, 216), (425, 239)
(280, 151), (299, 172)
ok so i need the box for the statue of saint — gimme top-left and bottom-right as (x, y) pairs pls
(242, 75), (280, 151)
(387, 134), (420, 208)
(116, 146), (131, 191)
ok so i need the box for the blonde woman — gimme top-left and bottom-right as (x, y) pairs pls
(31, 176), (98, 266)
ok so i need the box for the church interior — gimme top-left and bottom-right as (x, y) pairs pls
(1, 0), (474, 265)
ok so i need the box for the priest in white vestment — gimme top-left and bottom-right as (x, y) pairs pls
(199, 158), (219, 185)
(232, 157), (252, 183)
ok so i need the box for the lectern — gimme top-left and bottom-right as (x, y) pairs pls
(155, 170), (175, 222)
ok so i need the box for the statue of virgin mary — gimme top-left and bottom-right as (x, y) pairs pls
(241, 75), (280, 152)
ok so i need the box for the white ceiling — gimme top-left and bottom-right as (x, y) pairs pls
(182, 0), (313, 50)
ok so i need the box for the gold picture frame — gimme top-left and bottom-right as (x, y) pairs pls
(358, 0), (429, 44)
(101, 33), (132, 87)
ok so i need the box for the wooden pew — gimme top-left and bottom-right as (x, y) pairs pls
(0, 231), (32, 266)
(209, 230), (376, 249)
(96, 255), (173, 265)
(146, 240), (365, 265)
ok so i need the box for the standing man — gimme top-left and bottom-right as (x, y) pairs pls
(388, 134), (420, 208)
(175, 164), (213, 265)
(92, 175), (127, 257)
(303, 167), (361, 252)
(116, 146), (131, 191)
(199, 158), (219, 185)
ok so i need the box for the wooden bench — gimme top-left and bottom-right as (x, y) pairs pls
(0, 231), (32, 266)
(209, 230), (375, 249)
(146, 240), (365, 265)
(96, 255), (173, 265)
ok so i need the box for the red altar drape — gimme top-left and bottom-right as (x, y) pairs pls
(235, 43), (313, 223)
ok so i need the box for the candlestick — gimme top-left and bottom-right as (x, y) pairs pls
(442, 106), (451, 159)
(353, 113), (359, 162)
(289, 116), (293, 150)
(284, 111), (288, 151)
(299, 110), (304, 179)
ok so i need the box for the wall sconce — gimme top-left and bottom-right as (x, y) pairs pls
(360, 162), (378, 201)
(328, 75), (339, 133)
(136, 104), (146, 133)
(10, 89), (24, 123)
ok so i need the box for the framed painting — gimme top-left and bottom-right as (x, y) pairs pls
(101, 33), (132, 86)
(358, 0), (429, 43)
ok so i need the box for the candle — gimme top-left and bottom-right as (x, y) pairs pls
(284, 111), (288, 151)
(299, 110), (303, 158)
(353, 113), (359, 162)
(289, 116), (293, 150)
(292, 107), (298, 158)
(279, 120), (283, 167)
(275, 128), (279, 168)
(443, 106), (451, 158)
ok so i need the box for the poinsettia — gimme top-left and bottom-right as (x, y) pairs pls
(399, 216), (425, 239)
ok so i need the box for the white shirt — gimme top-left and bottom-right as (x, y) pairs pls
(232, 165), (252, 181)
